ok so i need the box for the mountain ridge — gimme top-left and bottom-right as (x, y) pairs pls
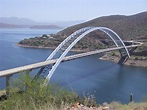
(18, 12), (147, 56)
(58, 11), (147, 40)
(0, 23), (27, 28)
(0, 17), (84, 28)
(0, 17), (37, 25)
(0, 23), (62, 29)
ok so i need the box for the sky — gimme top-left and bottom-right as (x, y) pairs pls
(0, 0), (147, 22)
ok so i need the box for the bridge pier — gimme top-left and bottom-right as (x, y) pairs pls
(6, 75), (12, 95)
(118, 47), (137, 64)
(118, 55), (129, 64)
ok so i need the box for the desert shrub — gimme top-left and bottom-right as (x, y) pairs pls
(0, 72), (77, 110)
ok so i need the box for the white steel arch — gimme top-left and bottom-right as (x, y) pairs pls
(46, 27), (92, 60)
(43, 27), (130, 85)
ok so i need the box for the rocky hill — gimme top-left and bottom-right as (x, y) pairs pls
(58, 12), (147, 40)
(18, 12), (147, 54)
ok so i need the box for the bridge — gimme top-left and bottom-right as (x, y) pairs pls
(0, 27), (142, 94)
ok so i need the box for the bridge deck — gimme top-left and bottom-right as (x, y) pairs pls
(0, 45), (140, 77)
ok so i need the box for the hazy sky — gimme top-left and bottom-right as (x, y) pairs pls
(0, 0), (147, 22)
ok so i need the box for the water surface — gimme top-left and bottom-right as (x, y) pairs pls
(0, 28), (147, 104)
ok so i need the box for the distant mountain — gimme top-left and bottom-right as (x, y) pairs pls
(0, 17), (63, 29)
(29, 25), (61, 29)
(0, 23), (27, 28)
(0, 23), (62, 29)
(58, 11), (147, 40)
(0, 17), (84, 28)
(0, 17), (37, 25)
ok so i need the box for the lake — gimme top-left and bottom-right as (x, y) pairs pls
(0, 28), (147, 104)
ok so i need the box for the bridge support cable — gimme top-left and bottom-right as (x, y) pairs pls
(43, 27), (130, 85)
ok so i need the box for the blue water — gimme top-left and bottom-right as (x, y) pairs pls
(0, 28), (147, 104)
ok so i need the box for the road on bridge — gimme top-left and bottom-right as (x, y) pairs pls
(0, 44), (140, 77)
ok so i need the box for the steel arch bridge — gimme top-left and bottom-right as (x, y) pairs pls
(36, 27), (130, 85)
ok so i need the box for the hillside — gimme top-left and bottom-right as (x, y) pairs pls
(58, 12), (147, 40)
(18, 12), (147, 55)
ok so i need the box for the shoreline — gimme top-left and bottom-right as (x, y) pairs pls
(16, 43), (56, 50)
(16, 43), (90, 52)
(17, 43), (147, 67)
(100, 54), (147, 67)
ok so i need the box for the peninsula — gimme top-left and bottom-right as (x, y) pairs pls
(17, 12), (147, 67)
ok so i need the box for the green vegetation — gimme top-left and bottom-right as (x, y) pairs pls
(19, 35), (63, 48)
(0, 71), (147, 110)
(19, 34), (107, 51)
(0, 73), (76, 110)
(0, 72), (98, 110)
